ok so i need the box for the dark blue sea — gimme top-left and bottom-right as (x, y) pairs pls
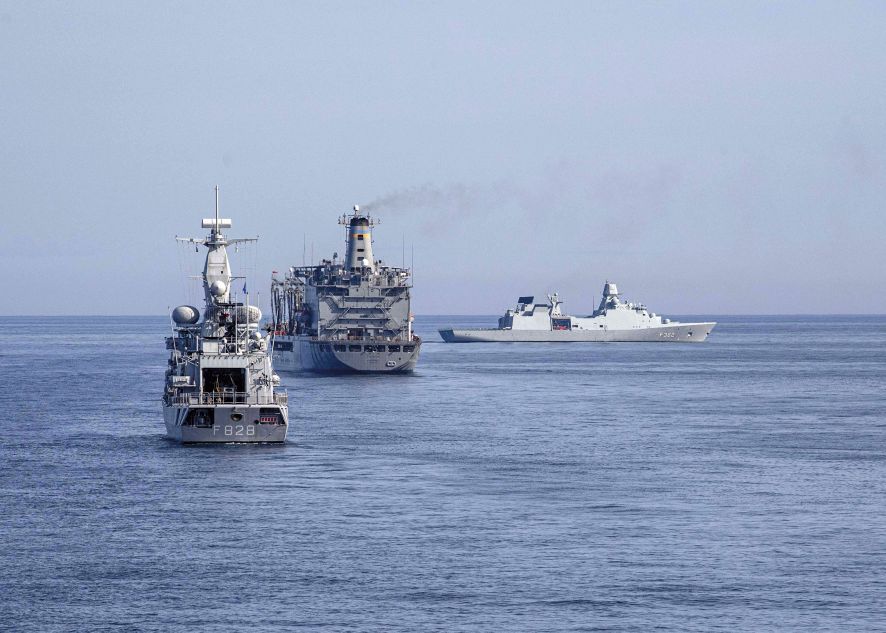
(1, 315), (885, 632)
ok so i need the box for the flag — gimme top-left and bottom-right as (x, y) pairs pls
(242, 282), (247, 294)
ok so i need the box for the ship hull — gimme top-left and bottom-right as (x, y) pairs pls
(163, 404), (288, 443)
(273, 336), (420, 373)
(439, 322), (715, 343)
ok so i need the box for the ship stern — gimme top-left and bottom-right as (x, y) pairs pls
(163, 403), (288, 443)
(300, 338), (420, 373)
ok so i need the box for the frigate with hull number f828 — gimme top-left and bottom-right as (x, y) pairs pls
(439, 282), (715, 343)
(163, 188), (289, 443)
(270, 206), (420, 373)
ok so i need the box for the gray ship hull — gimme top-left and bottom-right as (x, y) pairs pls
(439, 322), (715, 343)
(274, 336), (420, 373)
(163, 404), (288, 443)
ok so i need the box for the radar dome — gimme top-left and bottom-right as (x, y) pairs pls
(232, 305), (262, 323)
(172, 305), (200, 325)
(210, 280), (227, 296)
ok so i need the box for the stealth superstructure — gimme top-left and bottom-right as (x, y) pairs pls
(163, 188), (289, 442)
(440, 282), (715, 342)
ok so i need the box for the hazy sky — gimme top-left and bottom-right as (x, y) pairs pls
(1, 1), (884, 315)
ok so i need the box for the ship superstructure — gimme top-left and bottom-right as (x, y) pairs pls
(270, 206), (420, 372)
(440, 282), (715, 342)
(163, 188), (288, 442)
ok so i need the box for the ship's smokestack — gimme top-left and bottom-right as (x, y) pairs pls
(342, 205), (376, 271)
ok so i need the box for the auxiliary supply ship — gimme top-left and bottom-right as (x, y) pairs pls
(439, 282), (715, 343)
(163, 188), (289, 442)
(270, 206), (420, 373)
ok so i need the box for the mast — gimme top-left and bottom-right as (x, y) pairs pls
(177, 187), (257, 308)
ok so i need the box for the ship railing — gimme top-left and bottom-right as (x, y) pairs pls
(302, 334), (421, 344)
(171, 392), (288, 406)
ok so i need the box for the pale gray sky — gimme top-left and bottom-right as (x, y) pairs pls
(1, 1), (884, 315)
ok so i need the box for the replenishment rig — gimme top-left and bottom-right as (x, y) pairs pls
(270, 206), (420, 373)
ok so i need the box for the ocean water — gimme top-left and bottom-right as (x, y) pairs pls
(1, 315), (885, 632)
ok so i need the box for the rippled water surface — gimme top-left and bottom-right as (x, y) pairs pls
(1, 315), (885, 631)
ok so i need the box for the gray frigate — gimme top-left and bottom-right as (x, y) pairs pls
(440, 282), (715, 343)
(270, 206), (420, 373)
(163, 188), (289, 442)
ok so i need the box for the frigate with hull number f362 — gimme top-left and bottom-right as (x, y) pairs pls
(270, 206), (420, 373)
(439, 282), (715, 343)
(162, 187), (289, 443)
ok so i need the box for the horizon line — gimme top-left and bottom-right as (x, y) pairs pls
(2, 313), (886, 318)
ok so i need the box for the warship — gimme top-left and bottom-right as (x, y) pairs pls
(163, 188), (289, 443)
(439, 282), (715, 343)
(270, 206), (420, 373)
